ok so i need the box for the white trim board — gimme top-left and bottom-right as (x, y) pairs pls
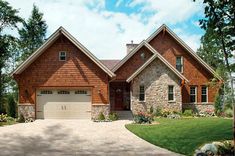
(12, 27), (115, 77)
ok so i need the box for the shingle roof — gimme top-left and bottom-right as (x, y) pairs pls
(100, 60), (120, 70)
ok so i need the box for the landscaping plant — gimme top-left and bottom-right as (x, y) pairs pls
(0, 113), (7, 122)
(108, 112), (118, 121)
(7, 94), (17, 118)
(133, 112), (153, 124)
(183, 109), (193, 117)
(18, 114), (25, 123)
(97, 112), (105, 121)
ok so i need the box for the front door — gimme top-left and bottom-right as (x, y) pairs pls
(114, 88), (124, 110)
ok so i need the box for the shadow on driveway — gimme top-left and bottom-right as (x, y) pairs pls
(0, 120), (179, 156)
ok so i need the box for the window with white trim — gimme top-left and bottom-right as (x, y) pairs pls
(168, 85), (174, 101)
(75, 90), (87, 94)
(59, 51), (66, 61)
(176, 56), (183, 73)
(190, 86), (197, 103)
(201, 86), (208, 102)
(40, 90), (53, 94)
(139, 85), (145, 101)
(58, 90), (70, 94)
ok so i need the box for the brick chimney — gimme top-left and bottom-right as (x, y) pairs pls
(126, 40), (138, 54)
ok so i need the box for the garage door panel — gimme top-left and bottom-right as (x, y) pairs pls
(36, 89), (91, 119)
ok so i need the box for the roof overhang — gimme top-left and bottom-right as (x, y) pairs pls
(12, 27), (115, 78)
(127, 42), (189, 83)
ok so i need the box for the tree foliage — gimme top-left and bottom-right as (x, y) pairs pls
(18, 4), (47, 62)
(197, 27), (224, 70)
(195, 0), (234, 99)
(194, 0), (235, 143)
(0, 0), (22, 32)
(0, 0), (21, 113)
(197, 0), (234, 73)
(7, 94), (17, 118)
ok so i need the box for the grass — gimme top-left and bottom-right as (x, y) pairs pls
(125, 118), (232, 155)
(0, 120), (18, 127)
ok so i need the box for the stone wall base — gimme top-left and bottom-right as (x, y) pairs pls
(131, 101), (182, 115)
(91, 105), (110, 120)
(182, 104), (214, 113)
(18, 104), (35, 119)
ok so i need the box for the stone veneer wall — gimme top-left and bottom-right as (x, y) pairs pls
(131, 59), (182, 114)
(182, 103), (214, 113)
(91, 104), (110, 120)
(18, 104), (35, 119)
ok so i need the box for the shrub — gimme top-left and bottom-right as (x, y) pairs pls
(7, 94), (17, 118)
(18, 114), (25, 123)
(214, 94), (223, 115)
(198, 109), (215, 117)
(133, 112), (153, 124)
(224, 109), (233, 118)
(183, 110), (193, 117)
(0, 113), (7, 122)
(167, 114), (181, 119)
(153, 107), (162, 117)
(97, 112), (105, 121)
(6, 116), (15, 122)
(108, 112), (118, 121)
(161, 109), (171, 117)
(149, 106), (154, 114)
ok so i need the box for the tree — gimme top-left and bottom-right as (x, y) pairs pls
(197, 28), (224, 70)
(0, 0), (22, 113)
(7, 94), (17, 118)
(194, 0), (235, 144)
(18, 4), (47, 62)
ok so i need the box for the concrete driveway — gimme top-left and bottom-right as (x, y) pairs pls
(0, 120), (179, 156)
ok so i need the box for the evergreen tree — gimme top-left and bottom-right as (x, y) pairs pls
(7, 94), (17, 118)
(197, 28), (224, 70)
(0, 0), (22, 113)
(18, 4), (47, 62)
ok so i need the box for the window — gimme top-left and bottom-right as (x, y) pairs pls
(201, 86), (208, 102)
(59, 51), (66, 61)
(58, 90), (70, 94)
(176, 56), (183, 73)
(139, 85), (145, 101)
(75, 90), (87, 94)
(40, 90), (53, 94)
(168, 86), (174, 101)
(190, 86), (197, 103)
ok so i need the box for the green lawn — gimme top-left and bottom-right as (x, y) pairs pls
(0, 121), (18, 127)
(126, 118), (232, 156)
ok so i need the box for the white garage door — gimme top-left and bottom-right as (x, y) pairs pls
(36, 89), (91, 119)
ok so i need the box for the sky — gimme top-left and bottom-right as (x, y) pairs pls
(6, 0), (205, 59)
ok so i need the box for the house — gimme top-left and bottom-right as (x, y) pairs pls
(12, 24), (222, 119)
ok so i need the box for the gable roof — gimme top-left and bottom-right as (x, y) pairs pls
(100, 60), (120, 70)
(127, 41), (189, 83)
(12, 27), (115, 77)
(146, 24), (222, 80)
(112, 40), (154, 72)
